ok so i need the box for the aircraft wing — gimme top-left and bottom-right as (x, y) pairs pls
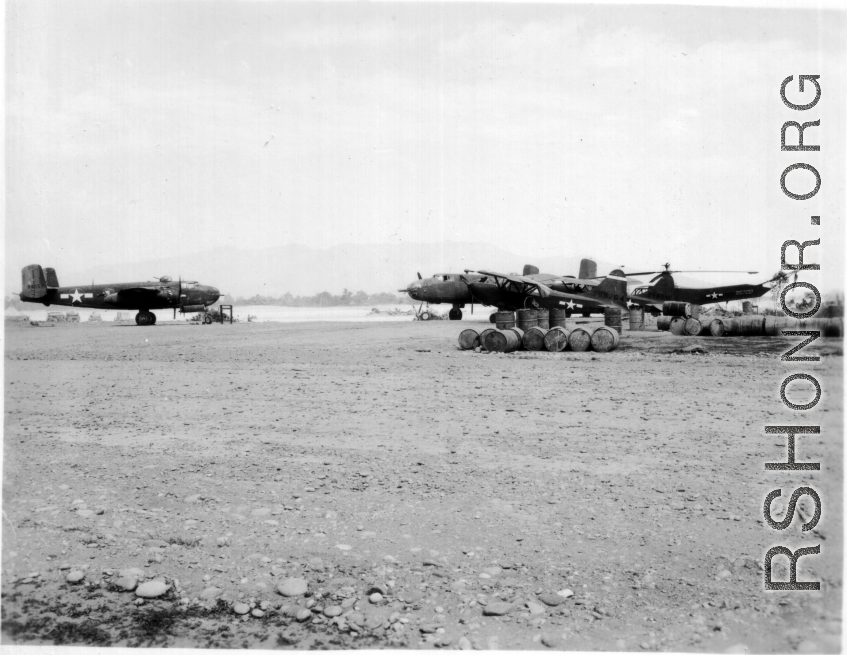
(112, 287), (173, 301)
(470, 270), (554, 297)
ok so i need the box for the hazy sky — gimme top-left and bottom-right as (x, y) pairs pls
(6, 2), (845, 292)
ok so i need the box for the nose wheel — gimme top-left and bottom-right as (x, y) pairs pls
(135, 311), (156, 326)
(448, 308), (463, 320)
(203, 314), (213, 325)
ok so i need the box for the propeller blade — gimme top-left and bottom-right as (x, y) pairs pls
(417, 272), (422, 280)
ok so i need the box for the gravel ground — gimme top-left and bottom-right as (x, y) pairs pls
(2, 319), (842, 650)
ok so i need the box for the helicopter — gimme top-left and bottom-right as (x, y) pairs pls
(626, 263), (782, 314)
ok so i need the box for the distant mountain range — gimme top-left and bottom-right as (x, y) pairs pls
(54, 243), (618, 299)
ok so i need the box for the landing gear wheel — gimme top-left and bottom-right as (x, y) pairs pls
(135, 311), (153, 326)
(150, 313), (157, 325)
(203, 314), (213, 325)
(449, 308), (462, 320)
(420, 311), (432, 321)
(489, 313), (497, 323)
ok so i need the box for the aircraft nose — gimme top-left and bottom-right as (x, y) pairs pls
(206, 287), (221, 305)
(406, 281), (422, 299)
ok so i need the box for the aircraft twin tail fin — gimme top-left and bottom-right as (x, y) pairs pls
(579, 258), (597, 279)
(595, 269), (628, 306)
(21, 264), (48, 299)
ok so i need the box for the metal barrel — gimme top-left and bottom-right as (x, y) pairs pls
(824, 318), (843, 337)
(629, 307), (645, 331)
(516, 309), (538, 331)
(797, 317), (842, 337)
(669, 317), (686, 335)
(733, 316), (766, 336)
(568, 326), (595, 352)
(522, 326), (548, 351)
(709, 319), (727, 337)
(486, 328), (523, 353)
(458, 329), (481, 350)
(478, 328), (496, 350)
(604, 307), (623, 335)
(657, 315), (673, 331)
(690, 304), (701, 319)
(549, 308), (568, 328)
(763, 316), (798, 336)
(494, 311), (516, 330)
(663, 301), (692, 318)
(697, 321), (713, 336)
(590, 325), (620, 352)
(742, 301), (753, 314)
(536, 309), (550, 329)
(543, 326), (570, 352)
(682, 317), (702, 336)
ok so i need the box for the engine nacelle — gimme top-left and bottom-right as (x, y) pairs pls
(180, 304), (206, 314)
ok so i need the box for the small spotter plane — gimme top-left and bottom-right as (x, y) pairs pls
(18, 264), (221, 326)
(464, 267), (630, 316)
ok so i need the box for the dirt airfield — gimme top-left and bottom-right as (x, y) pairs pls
(2, 317), (843, 651)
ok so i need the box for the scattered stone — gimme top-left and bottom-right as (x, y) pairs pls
(324, 605), (343, 617)
(369, 592), (383, 604)
(233, 602), (250, 615)
(66, 570), (85, 584)
(113, 576), (138, 591)
(526, 601), (545, 615)
(295, 608), (312, 622)
(538, 593), (567, 607)
(556, 589), (574, 598)
(277, 578), (309, 597)
(457, 636), (473, 650)
(200, 587), (222, 599)
(335, 544), (352, 551)
(541, 633), (564, 649)
(135, 580), (169, 598)
(252, 609), (264, 618)
(483, 602), (514, 616)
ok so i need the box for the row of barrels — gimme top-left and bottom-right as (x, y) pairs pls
(459, 324), (621, 353)
(657, 315), (843, 338)
(494, 308), (568, 331)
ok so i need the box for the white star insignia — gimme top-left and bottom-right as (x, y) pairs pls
(62, 289), (91, 304)
(707, 292), (721, 299)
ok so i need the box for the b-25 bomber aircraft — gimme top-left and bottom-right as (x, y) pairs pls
(398, 271), (488, 320)
(19, 264), (221, 326)
(625, 264), (777, 315)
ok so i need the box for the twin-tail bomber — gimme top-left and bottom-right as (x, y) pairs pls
(18, 264), (221, 326)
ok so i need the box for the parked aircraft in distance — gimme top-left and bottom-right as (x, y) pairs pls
(18, 264), (221, 326)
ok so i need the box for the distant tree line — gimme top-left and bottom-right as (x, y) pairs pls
(230, 289), (409, 307)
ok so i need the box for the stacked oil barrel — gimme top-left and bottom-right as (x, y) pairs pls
(457, 308), (622, 353)
(657, 308), (843, 338)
